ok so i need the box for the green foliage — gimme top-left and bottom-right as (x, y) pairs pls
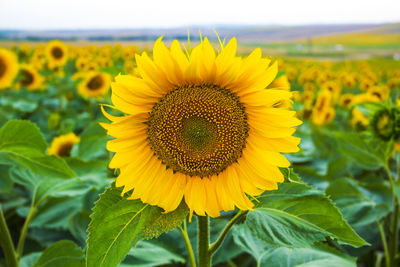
(326, 178), (392, 228)
(0, 120), (75, 178)
(76, 122), (108, 161)
(233, 225), (357, 267)
(31, 240), (85, 267)
(246, 182), (367, 248)
(121, 240), (185, 267)
(9, 167), (89, 206)
(334, 132), (390, 170)
(86, 185), (188, 267)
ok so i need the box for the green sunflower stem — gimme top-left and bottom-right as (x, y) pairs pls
(178, 221), (196, 267)
(197, 215), (211, 267)
(209, 210), (248, 255)
(384, 163), (399, 267)
(390, 199), (399, 267)
(16, 204), (36, 259)
(0, 205), (18, 267)
(378, 221), (390, 267)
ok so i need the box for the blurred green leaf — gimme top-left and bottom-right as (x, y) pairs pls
(68, 211), (91, 246)
(10, 167), (90, 206)
(326, 178), (392, 228)
(66, 158), (109, 188)
(120, 240), (185, 267)
(77, 122), (108, 161)
(29, 197), (82, 230)
(0, 120), (75, 179)
(233, 225), (357, 267)
(334, 132), (387, 170)
(248, 182), (367, 248)
(86, 185), (188, 267)
(32, 240), (85, 267)
(20, 252), (42, 267)
(0, 165), (13, 194)
(0, 96), (38, 112)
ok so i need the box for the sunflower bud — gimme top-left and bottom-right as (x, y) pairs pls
(47, 113), (61, 129)
(371, 107), (400, 141)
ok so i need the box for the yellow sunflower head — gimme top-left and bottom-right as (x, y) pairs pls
(75, 57), (89, 71)
(311, 90), (335, 125)
(351, 108), (369, 130)
(47, 132), (80, 157)
(101, 36), (302, 219)
(366, 85), (389, 102)
(321, 80), (341, 103)
(359, 78), (374, 91)
(77, 71), (111, 98)
(339, 93), (354, 108)
(0, 47), (19, 90)
(45, 40), (68, 68)
(17, 64), (44, 91)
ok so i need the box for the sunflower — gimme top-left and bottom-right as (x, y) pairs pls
(360, 78), (374, 91)
(16, 64), (44, 91)
(311, 90), (335, 125)
(341, 73), (356, 88)
(75, 57), (89, 71)
(47, 133), (80, 157)
(366, 85), (389, 102)
(45, 40), (68, 68)
(321, 80), (341, 102)
(0, 47), (19, 90)
(101, 37), (302, 218)
(339, 93), (354, 108)
(351, 108), (369, 130)
(77, 71), (111, 98)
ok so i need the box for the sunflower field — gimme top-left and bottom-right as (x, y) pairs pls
(0, 37), (399, 267)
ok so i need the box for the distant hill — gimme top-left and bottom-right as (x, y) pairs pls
(0, 24), (394, 43)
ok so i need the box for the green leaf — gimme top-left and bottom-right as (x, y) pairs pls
(325, 178), (392, 228)
(9, 167), (90, 206)
(334, 132), (386, 170)
(120, 240), (185, 267)
(68, 212), (91, 246)
(86, 185), (188, 267)
(32, 240), (85, 267)
(77, 122), (108, 161)
(29, 197), (83, 230)
(20, 252), (42, 267)
(0, 165), (13, 194)
(0, 120), (47, 151)
(248, 182), (367, 248)
(0, 96), (38, 112)
(0, 120), (75, 179)
(66, 158), (110, 188)
(233, 225), (357, 267)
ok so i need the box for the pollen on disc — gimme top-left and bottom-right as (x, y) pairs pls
(147, 84), (249, 177)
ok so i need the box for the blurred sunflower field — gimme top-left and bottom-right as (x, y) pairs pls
(0, 36), (399, 267)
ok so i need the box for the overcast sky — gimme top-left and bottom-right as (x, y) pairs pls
(0, 0), (399, 30)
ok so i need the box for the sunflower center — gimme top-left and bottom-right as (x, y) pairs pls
(182, 118), (216, 151)
(0, 57), (6, 78)
(87, 75), (103, 91)
(57, 142), (73, 157)
(51, 47), (63, 59)
(147, 84), (249, 177)
(20, 70), (34, 86)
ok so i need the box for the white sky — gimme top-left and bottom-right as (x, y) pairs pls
(0, 0), (399, 30)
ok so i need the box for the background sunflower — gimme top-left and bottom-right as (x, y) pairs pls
(0, 47), (19, 89)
